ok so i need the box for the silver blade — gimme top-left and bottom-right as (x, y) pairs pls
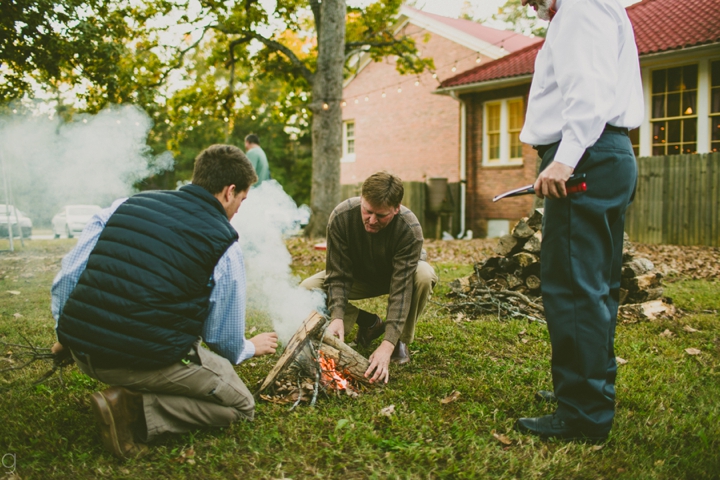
(492, 184), (534, 202)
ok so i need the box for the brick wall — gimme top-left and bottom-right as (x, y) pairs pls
(462, 84), (540, 237)
(341, 26), (494, 185)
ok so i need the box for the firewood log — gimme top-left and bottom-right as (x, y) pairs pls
(494, 235), (519, 256)
(513, 252), (539, 268)
(512, 218), (535, 239)
(527, 208), (544, 231)
(506, 274), (524, 289)
(621, 273), (662, 291)
(525, 275), (541, 290)
(622, 257), (654, 278)
(627, 287), (663, 303)
(523, 231), (542, 253)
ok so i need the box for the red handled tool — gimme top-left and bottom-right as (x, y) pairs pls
(492, 173), (587, 202)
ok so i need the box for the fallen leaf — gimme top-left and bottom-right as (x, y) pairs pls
(248, 326), (257, 334)
(683, 325), (699, 333)
(378, 405), (395, 417)
(13, 313), (22, 319)
(521, 338), (529, 344)
(591, 445), (604, 451)
(659, 329), (674, 338)
(617, 468), (626, 473)
(6, 291), (20, 295)
(616, 356), (628, 365)
(492, 431), (512, 445)
(441, 391), (461, 405)
(685, 348), (701, 356)
(518, 330), (526, 336)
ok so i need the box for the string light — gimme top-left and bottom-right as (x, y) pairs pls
(451, 63), (457, 72)
(354, 98), (359, 104)
(476, 54), (482, 64)
(322, 103), (329, 110)
(382, 91), (386, 98)
(397, 85), (402, 93)
(341, 101), (347, 107)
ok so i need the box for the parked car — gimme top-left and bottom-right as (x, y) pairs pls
(52, 205), (102, 238)
(0, 204), (33, 238)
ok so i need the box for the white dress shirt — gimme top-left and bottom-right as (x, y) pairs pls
(520, 0), (644, 169)
(52, 198), (255, 365)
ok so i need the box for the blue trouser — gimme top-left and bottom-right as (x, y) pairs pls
(539, 128), (637, 432)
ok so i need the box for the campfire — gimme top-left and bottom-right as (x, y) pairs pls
(257, 312), (370, 407)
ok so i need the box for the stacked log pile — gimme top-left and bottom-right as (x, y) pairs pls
(448, 209), (674, 321)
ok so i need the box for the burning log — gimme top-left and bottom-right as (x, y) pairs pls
(257, 311), (373, 406)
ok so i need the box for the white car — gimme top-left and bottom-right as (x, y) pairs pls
(52, 205), (102, 238)
(0, 204), (33, 238)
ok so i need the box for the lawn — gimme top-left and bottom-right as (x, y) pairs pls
(1, 237), (718, 479)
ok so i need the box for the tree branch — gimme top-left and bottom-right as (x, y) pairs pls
(248, 32), (315, 84)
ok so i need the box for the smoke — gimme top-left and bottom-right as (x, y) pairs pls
(0, 105), (173, 225)
(231, 180), (325, 343)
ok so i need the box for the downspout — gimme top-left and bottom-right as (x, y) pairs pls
(449, 91), (467, 238)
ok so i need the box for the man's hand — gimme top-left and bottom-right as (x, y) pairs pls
(327, 318), (345, 343)
(534, 161), (574, 199)
(250, 332), (279, 356)
(364, 340), (394, 384)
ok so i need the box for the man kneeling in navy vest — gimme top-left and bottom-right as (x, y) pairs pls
(51, 144), (278, 458)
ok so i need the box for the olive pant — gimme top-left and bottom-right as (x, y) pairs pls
(74, 339), (254, 442)
(540, 128), (637, 433)
(300, 261), (437, 345)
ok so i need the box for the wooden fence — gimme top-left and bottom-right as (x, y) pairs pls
(626, 152), (720, 247)
(341, 181), (462, 240)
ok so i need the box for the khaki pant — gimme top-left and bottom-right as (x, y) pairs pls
(300, 261), (438, 344)
(74, 339), (254, 442)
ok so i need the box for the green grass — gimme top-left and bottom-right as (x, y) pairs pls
(1, 239), (719, 478)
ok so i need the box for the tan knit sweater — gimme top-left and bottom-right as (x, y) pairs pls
(324, 197), (424, 345)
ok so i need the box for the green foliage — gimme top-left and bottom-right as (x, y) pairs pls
(490, 0), (547, 38)
(1, 239), (719, 478)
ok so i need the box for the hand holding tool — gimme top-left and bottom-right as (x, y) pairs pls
(492, 173), (587, 202)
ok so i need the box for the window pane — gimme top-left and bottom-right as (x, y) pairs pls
(488, 133), (500, 160)
(667, 119), (681, 143)
(667, 67), (682, 91)
(711, 89), (720, 114)
(712, 61), (720, 87)
(667, 93), (681, 117)
(487, 104), (500, 131)
(653, 122), (665, 143)
(629, 127), (639, 156)
(346, 122), (354, 138)
(510, 133), (522, 158)
(683, 64), (698, 90)
(652, 69), (666, 94)
(652, 145), (665, 156)
(348, 139), (354, 154)
(508, 100), (524, 130)
(712, 118), (720, 141)
(682, 91), (696, 115)
(683, 119), (696, 144)
(652, 94), (665, 118)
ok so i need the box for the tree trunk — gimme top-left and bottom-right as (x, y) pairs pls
(305, 0), (346, 238)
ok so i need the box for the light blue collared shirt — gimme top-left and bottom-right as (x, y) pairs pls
(51, 198), (255, 365)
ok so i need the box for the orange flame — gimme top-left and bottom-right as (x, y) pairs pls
(319, 351), (355, 392)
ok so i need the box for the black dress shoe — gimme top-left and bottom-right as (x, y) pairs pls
(390, 341), (410, 365)
(535, 390), (557, 403)
(514, 414), (609, 443)
(355, 313), (385, 348)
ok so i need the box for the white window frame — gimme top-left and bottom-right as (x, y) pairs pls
(342, 120), (356, 163)
(482, 97), (524, 167)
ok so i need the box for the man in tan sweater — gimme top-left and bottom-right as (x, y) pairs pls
(301, 172), (437, 383)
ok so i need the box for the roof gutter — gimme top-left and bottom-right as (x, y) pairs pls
(434, 73), (534, 96)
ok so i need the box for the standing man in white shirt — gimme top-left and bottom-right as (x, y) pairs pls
(514, 0), (644, 442)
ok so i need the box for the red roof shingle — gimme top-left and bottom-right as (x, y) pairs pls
(441, 0), (720, 89)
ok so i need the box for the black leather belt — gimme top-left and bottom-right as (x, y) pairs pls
(604, 124), (629, 135)
(534, 124), (629, 158)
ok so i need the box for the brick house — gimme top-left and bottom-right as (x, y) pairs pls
(340, 5), (541, 227)
(437, 0), (720, 238)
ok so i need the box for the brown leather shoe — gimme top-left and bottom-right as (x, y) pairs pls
(90, 386), (147, 459)
(355, 313), (385, 348)
(391, 341), (410, 365)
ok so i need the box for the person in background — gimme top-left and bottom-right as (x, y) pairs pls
(514, 0), (643, 442)
(301, 171), (437, 384)
(51, 144), (278, 458)
(244, 133), (270, 186)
